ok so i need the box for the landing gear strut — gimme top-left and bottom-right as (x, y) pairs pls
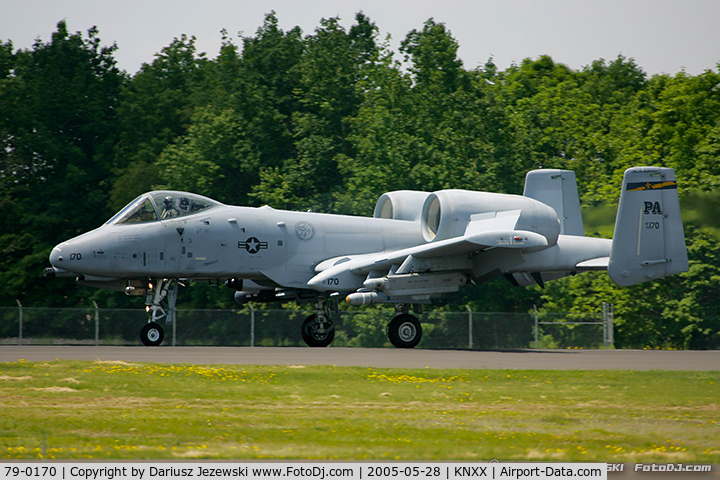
(301, 298), (335, 347)
(140, 279), (179, 346)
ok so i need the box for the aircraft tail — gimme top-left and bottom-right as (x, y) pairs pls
(523, 169), (585, 236)
(608, 167), (688, 286)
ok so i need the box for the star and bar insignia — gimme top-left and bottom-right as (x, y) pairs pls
(238, 237), (268, 254)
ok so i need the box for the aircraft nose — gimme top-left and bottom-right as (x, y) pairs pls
(44, 243), (76, 278)
(49, 244), (65, 266)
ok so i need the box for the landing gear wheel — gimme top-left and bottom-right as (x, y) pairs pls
(301, 314), (335, 347)
(388, 314), (422, 349)
(141, 322), (164, 346)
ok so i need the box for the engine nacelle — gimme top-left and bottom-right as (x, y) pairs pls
(420, 190), (561, 244)
(374, 191), (431, 221)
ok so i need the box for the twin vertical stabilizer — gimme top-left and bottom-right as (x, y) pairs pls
(524, 166), (688, 287)
(523, 169), (585, 236)
(608, 167), (688, 286)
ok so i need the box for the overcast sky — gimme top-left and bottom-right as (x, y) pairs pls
(2, 0), (720, 77)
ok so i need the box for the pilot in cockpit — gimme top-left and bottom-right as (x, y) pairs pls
(161, 196), (179, 219)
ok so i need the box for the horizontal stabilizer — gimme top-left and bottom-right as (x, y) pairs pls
(575, 257), (609, 270)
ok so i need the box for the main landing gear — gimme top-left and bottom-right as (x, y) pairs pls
(299, 299), (423, 349)
(136, 283), (423, 349)
(140, 278), (178, 346)
(387, 313), (422, 349)
(386, 304), (422, 349)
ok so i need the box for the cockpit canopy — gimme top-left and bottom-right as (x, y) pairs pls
(106, 191), (220, 225)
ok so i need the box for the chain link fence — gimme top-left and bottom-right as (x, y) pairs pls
(533, 303), (614, 349)
(0, 305), (611, 349)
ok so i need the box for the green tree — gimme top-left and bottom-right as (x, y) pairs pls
(252, 13), (381, 211)
(156, 106), (260, 204)
(337, 18), (515, 216)
(0, 21), (125, 305)
(154, 12), (306, 207)
(400, 18), (466, 93)
(111, 35), (208, 208)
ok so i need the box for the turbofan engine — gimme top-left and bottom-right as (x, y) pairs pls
(374, 190), (432, 221)
(420, 190), (561, 245)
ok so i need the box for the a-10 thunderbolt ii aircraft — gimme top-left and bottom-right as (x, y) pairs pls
(45, 167), (688, 348)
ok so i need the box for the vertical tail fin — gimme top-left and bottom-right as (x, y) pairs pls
(608, 167), (688, 286)
(523, 169), (585, 236)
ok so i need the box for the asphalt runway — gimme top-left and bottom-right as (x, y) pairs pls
(0, 345), (718, 370)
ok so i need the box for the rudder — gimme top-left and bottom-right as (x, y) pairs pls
(608, 167), (688, 286)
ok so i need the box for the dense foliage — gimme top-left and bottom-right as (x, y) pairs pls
(2, 15), (720, 348)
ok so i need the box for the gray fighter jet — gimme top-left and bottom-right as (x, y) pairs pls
(44, 167), (688, 348)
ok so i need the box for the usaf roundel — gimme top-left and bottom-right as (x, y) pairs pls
(239, 237), (268, 254)
(295, 221), (315, 241)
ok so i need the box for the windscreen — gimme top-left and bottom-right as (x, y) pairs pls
(106, 195), (158, 225)
(106, 191), (219, 225)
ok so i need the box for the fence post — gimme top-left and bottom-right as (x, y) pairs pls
(93, 301), (99, 346)
(602, 302), (607, 347)
(249, 304), (255, 347)
(533, 304), (539, 349)
(16, 299), (22, 346)
(466, 305), (473, 350)
(608, 303), (614, 347)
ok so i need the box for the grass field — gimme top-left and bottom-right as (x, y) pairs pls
(0, 359), (718, 461)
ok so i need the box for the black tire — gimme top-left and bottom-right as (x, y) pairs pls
(140, 322), (164, 346)
(387, 314), (422, 348)
(301, 314), (335, 347)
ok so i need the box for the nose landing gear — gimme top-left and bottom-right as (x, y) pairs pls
(301, 297), (335, 347)
(140, 279), (179, 346)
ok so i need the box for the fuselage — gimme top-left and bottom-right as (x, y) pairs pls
(48, 190), (614, 293)
(48, 192), (424, 288)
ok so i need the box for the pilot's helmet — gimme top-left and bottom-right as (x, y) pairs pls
(163, 196), (173, 207)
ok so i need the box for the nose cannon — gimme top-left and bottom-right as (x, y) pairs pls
(43, 266), (76, 278)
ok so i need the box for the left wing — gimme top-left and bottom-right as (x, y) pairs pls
(307, 210), (551, 291)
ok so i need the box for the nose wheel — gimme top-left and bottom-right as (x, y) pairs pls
(301, 297), (336, 347)
(301, 313), (335, 347)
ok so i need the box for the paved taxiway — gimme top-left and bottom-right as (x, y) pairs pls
(0, 346), (718, 370)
